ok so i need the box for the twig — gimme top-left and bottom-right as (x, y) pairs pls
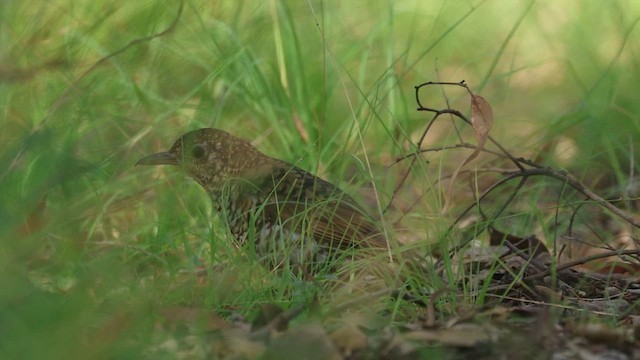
(391, 143), (508, 166)
(524, 249), (640, 282)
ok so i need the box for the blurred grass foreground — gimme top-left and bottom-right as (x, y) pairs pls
(2, 0), (640, 358)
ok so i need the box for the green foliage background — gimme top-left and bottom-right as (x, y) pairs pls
(2, 0), (639, 357)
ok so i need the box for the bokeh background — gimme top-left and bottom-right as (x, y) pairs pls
(2, 1), (640, 357)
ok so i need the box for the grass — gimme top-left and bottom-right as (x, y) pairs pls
(2, 0), (640, 358)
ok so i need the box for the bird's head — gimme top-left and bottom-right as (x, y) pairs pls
(136, 128), (269, 192)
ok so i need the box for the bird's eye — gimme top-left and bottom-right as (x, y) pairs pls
(191, 145), (205, 159)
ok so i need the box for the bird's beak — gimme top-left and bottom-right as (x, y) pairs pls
(136, 151), (179, 166)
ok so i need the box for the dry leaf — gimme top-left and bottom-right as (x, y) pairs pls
(402, 323), (495, 348)
(330, 322), (368, 356)
(443, 94), (495, 213)
(263, 324), (342, 360)
(470, 94), (493, 152)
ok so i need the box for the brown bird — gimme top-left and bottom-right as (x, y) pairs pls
(136, 128), (388, 276)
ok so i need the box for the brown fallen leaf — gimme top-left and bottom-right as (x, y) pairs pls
(262, 324), (342, 360)
(470, 94), (493, 156)
(329, 322), (368, 356)
(443, 94), (494, 213)
(402, 323), (496, 348)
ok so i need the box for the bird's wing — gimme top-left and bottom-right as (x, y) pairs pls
(256, 166), (388, 250)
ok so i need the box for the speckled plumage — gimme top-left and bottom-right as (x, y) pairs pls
(137, 128), (387, 274)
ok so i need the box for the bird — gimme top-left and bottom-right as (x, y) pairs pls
(136, 128), (389, 277)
